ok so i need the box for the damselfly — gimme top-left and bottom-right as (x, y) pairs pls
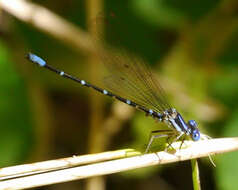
(26, 13), (210, 153)
(26, 51), (201, 153)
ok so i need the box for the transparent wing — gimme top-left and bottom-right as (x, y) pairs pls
(101, 49), (171, 113)
(94, 13), (172, 113)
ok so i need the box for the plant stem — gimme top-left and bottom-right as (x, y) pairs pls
(191, 159), (201, 190)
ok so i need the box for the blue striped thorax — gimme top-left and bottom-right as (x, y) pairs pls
(162, 108), (200, 141)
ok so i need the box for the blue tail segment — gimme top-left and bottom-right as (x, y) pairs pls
(27, 53), (46, 67)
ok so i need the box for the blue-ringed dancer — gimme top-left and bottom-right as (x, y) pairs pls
(26, 52), (208, 154)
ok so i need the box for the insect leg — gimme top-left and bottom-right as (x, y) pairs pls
(145, 129), (174, 153)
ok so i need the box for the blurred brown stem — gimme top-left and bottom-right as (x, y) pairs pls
(86, 1), (105, 190)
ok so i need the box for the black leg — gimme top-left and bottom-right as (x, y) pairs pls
(165, 134), (177, 151)
(165, 133), (184, 151)
(145, 130), (174, 153)
(179, 135), (186, 150)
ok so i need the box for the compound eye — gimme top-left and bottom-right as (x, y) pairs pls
(188, 120), (197, 128)
(192, 131), (200, 141)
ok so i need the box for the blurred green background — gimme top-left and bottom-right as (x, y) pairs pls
(0, 0), (238, 189)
